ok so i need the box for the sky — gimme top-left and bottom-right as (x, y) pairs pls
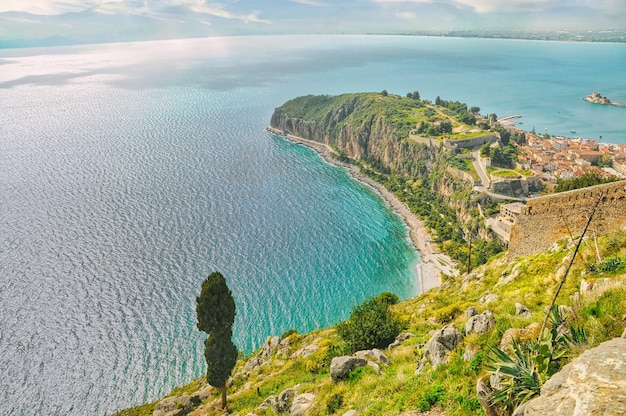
(1, 0), (625, 47)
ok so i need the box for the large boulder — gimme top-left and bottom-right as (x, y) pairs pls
(290, 393), (316, 416)
(190, 385), (213, 405)
(153, 394), (193, 416)
(476, 376), (498, 416)
(354, 348), (390, 365)
(422, 324), (463, 368)
(500, 322), (541, 352)
(515, 302), (530, 316)
(388, 332), (415, 349)
(273, 387), (296, 413)
(330, 356), (367, 382)
(465, 311), (495, 335)
(518, 338), (626, 415)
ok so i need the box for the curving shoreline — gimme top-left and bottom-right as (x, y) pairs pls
(267, 127), (458, 294)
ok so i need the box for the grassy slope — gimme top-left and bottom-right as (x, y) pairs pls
(114, 232), (626, 416)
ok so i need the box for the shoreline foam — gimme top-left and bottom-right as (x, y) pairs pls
(267, 127), (458, 293)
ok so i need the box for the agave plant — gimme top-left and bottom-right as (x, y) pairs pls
(485, 307), (583, 412)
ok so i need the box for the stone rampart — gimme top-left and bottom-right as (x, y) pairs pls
(444, 133), (499, 153)
(508, 180), (626, 259)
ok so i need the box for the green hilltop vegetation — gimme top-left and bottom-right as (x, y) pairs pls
(115, 92), (625, 416)
(277, 91), (487, 142)
(115, 231), (626, 416)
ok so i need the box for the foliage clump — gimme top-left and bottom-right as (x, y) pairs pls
(337, 293), (406, 352)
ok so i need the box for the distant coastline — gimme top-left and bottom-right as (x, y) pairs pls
(267, 127), (458, 294)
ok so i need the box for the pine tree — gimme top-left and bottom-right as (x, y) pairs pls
(196, 272), (238, 409)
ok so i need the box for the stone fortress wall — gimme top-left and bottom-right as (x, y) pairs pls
(508, 180), (626, 259)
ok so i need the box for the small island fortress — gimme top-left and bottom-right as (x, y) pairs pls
(584, 92), (626, 108)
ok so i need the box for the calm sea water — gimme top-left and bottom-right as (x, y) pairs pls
(1, 35), (624, 416)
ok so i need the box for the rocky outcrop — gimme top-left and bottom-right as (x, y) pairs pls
(330, 356), (367, 382)
(241, 336), (280, 376)
(518, 338), (626, 415)
(354, 348), (390, 365)
(153, 394), (193, 416)
(465, 310), (495, 335)
(388, 332), (415, 349)
(500, 322), (542, 351)
(476, 376), (498, 416)
(274, 387), (297, 413)
(420, 325), (463, 370)
(290, 393), (316, 416)
(515, 302), (530, 316)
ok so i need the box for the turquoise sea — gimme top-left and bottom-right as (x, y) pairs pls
(0, 35), (625, 416)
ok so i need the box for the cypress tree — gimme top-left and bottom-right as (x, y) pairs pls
(196, 272), (237, 409)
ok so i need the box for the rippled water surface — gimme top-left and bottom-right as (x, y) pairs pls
(1, 35), (624, 416)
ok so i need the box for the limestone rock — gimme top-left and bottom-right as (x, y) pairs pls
(476, 376), (498, 416)
(342, 410), (359, 416)
(520, 338), (626, 416)
(290, 393), (316, 416)
(580, 279), (592, 295)
(479, 293), (499, 305)
(243, 336), (281, 375)
(367, 360), (381, 374)
(388, 332), (415, 349)
(465, 306), (478, 318)
(330, 356), (367, 382)
(259, 395), (276, 410)
(354, 348), (390, 365)
(290, 338), (321, 359)
(462, 346), (478, 362)
(274, 387), (296, 413)
(190, 385), (213, 404)
(500, 322), (541, 352)
(153, 394), (193, 416)
(515, 302), (530, 316)
(465, 310), (495, 335)
(422, 324), (463, 368)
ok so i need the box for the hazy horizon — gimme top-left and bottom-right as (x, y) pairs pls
(2, 0), (626, 48)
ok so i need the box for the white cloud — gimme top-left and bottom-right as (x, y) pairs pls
(0, 0), (97, 14)
(289, 0), (329, 6)
(184, 2), (271, 23)
(395, 11), (418, 20)
(0, 0), (271, 23)
(371, 0), (553, 13)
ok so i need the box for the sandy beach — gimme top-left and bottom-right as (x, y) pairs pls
(268, 128), (458, 293)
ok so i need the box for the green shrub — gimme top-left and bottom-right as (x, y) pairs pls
(582, 289), (626, 337)
(376, 292), (399, 306)
(416, 384), (446, 412)
(326, 392), (344, 414)
(281, 329), (298, 339)
(336, 296), (406, 352)
(597, 257), (625, 273)
(305, 359), (323, 374)
(432, 303), (462, 324)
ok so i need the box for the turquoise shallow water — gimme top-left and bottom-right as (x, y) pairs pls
(0, 35), (625, 416)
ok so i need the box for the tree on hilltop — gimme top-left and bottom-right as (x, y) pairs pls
(196, 271), (238, 409)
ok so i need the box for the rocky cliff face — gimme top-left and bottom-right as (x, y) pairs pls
(270, 97), (433, 176)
